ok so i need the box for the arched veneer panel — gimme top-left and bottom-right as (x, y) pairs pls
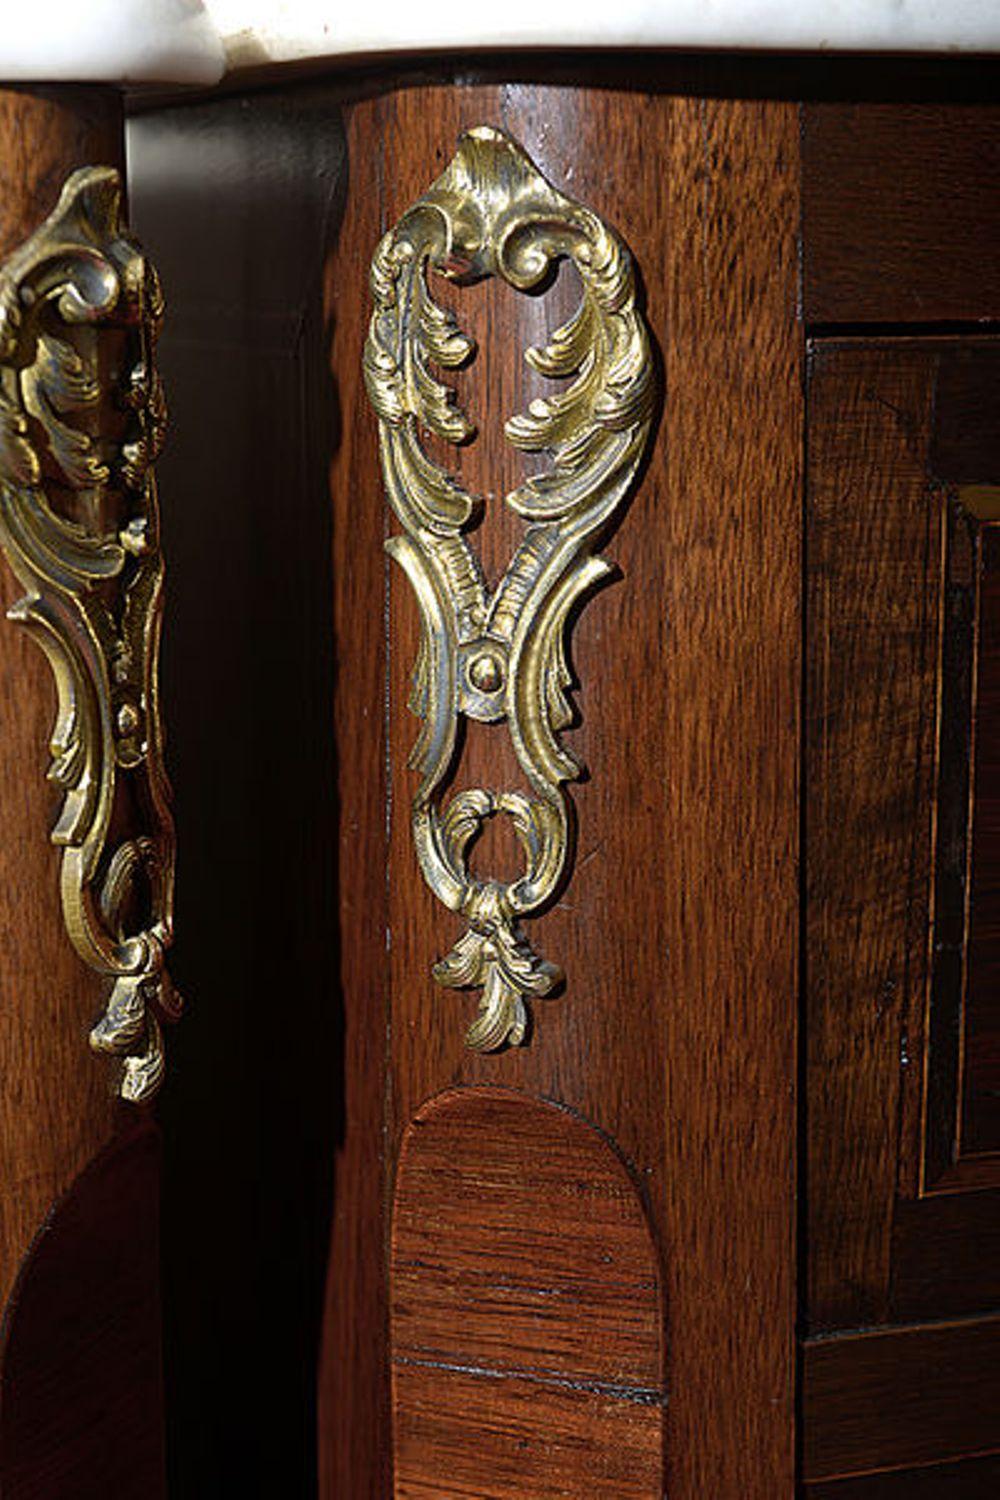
(0, 1121), (164, 1498)
(391, 1087), (665, 1497)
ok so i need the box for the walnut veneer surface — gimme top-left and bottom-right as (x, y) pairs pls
(120, 55), (1000, 1500)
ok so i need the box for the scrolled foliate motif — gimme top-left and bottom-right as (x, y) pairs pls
(365, 126), (654, 1051)
(0, 167), (178, 1102)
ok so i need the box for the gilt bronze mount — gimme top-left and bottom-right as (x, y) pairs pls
(0, 167), (178, 1102)
(365, 125), (654, 1050)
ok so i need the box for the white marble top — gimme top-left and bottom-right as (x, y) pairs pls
(0, 0), (225, 84)
(0, 0), (997, 87)
(207, 0), (1000, 68)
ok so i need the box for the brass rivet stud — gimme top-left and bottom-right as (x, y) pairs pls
(469, 651), (503, 692)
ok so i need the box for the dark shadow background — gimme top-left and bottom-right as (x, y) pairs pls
(127, 87), (347, 1499)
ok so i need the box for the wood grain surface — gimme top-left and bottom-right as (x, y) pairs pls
(891, 1186), (1000, 1324)
(318, 78), (801, 1498)
(0, 84), (168, 1500)
(806, 336), (1000, 1322)
(317, 86), (392, 1500)
(805, 341), (942, 1331)
(391, 1088), (664, 1498)
(804, 1453), (1000, 1499)
(804, 337), (1000, 1479)
(0, 83), (127, 1317)
(803, 104), (1000, 325)
(117, 64), (1000, 1497)
(962, 521), (1000, 1154)
(0, 1122), (164, 1499)
(923, 493), (981, 1187)
(802, 1314), (1000, 1481)
(911, 358), (1000, 1193)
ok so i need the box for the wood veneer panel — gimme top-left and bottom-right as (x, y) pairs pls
(394, 1366), (662, 1500)
(963, 521), (1000, 1154)
(654, 95), (800, 1497)
(0, 85), (167, 1500)
(805, 337), (1000, 1347)
(804, 1453), (1000, 1498)
(0, 79), (140, 1326)
(0, 85), (127, 1318)
(923, 493), (981, 1187)
(334, 81), (803, 1499)
(318, 88), (392, 1500)
(805, 342), (942, 1331)
(932, 345), (1000, 483)
(913, 346), (1000, 1191)
(890, 1185), (1000, 1323)
(0, 87), (123, 263)
(0, 1122), (164, 1499)
(802, 1315), (1000, 1481)
(391, 1088), (664, 1498)
(803, 105), (1000, 325)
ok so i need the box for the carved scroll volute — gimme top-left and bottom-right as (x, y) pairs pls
(0, 167), (178, 1102)
(364, 125), (655, 1051)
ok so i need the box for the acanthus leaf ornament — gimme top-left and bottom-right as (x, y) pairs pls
(0, 167), (179, 1102)
(364, 126), (654, 1050)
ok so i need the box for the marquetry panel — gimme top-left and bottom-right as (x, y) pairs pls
(926, 484), (1000, 1186)
(962, 512), (1000, 1157)
(805, 336), (1000, 1481)
(805, 340), (942, 1331)
(390, 1088), (664, 1499)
